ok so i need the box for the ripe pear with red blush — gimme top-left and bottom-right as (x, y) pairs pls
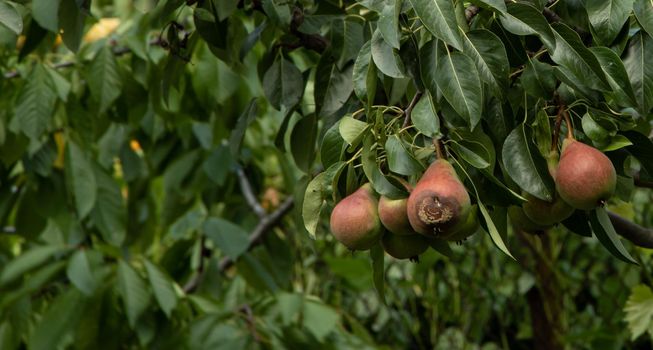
(407, 159), (471, 237)
(555, 138), (616, 210)
(330, 183), (382, 251)
(381, 232), (429, 260)
(378, 196), (415, 236)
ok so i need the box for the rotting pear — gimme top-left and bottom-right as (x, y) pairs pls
(329, 183), (382, 251)
(555, 138), (616, 210)
(381, 232), (429, 260)
(407, 159), (471, 237)
(378, 196), (415, 236)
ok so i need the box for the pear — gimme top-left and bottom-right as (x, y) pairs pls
(508, 205), (549, 234)
(555, 139), (616, 210)
(378, 196), (415, 235)
(407, 159), (471, 236)
(329, 183), (382, 250)
(522, 193), (574, 226)
(381, 232), (429, 260)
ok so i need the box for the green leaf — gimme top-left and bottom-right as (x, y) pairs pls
(303, 300), (340, 341)
(302, 172), (328, 238)
(592, 47), (638, 107)
(370, 244), (386, 305)
(88, 46), (123, 113)
(501, 125), (554, 201)
(29, 288), (87, 350)
(203, 144), (234, 186)
(378, 3), (401, 49)
(371, 29), (405, 78)
(411, 91), (440, 137)
(634, 0), (653, 36)
(623, 130), (653, 178)
(290, 114), (317, 173)
(471, 0), (507, 14)
(353, 40), (378, 105)
(320, 121), (345, 169)
(33, 0), (61, 32)
(478, 202), (514, 259)
(499, 3), (556, 50)
(263, 56), (304, 110)
(0, 2), (22, 34)
(335, 18), (365, 68)
(362, 134), (406, 198)
(521, 59), (556, 99)
(65, 140), (97, 219)
(586, 0), (634, 45)
(203, 218), (250, 260)
(409, 0), (463, 50)
(66, 250), (97, 296)
(600, 135), (633, 152)
(461, 29), (510, 98)
(449, 140), (491, 169)
(581, 113), (610, 142)
(58, 0), (86, 52)
(623, 32), (653, 114)
(144, 259), (178, 318)
(385, 135), (424, 176)
(229, 99), (258, 156)
(117, 260), (151, 328)
(339, 116), (369, 147)
(550, 23), (611, 92)
(589, 208), (637, 264)
(315, 55), (354, 117)
(624, 285), (653, 340)
(0, 245), (67, 287)
(90, 165), (126, 246)
(13, 64), (57, 141)
(435, 51), (483, 129)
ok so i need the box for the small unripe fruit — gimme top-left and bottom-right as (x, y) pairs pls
(508, 205), (548, 234)
(381, 232), (429, 260)
(555, 139), (616, 210)
(378, 196), (415, 235)
(407, 159), (471, 236)
(522, 193), (574, 226)
(330, 183), (382, 250)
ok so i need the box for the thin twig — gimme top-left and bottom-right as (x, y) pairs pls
(551, 107), (564, 151)
(219, 197), (294, 271)
(182, 197), (294, 293)
(3, 38), (163, 79)
(402, 91), (423, 128)
(561, 108), (574, 139)
(236, 166), (267, 219)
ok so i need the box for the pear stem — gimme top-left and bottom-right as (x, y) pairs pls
(434, 138), (444, 159)
(551, 108), (564, 152)
(561, 109), (574, 140)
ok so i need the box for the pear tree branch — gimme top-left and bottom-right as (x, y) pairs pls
(609, 211), (653, 249)
(402, 91), (423, 128)
(182, 169), (294, 293)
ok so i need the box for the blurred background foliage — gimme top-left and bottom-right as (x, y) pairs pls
(0, 0), (652, 349)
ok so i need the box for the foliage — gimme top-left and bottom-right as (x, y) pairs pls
(0, 0), (652, 348)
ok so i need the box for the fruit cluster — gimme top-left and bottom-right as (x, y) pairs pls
(329, 132), (617, 259)
(330, 159), (479, 261)
(510, 136), (617, 233)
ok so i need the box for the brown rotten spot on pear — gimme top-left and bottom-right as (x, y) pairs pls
(407, 159), (471, 237)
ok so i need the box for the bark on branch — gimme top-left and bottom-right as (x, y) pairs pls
(609, 211), (653, 249)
